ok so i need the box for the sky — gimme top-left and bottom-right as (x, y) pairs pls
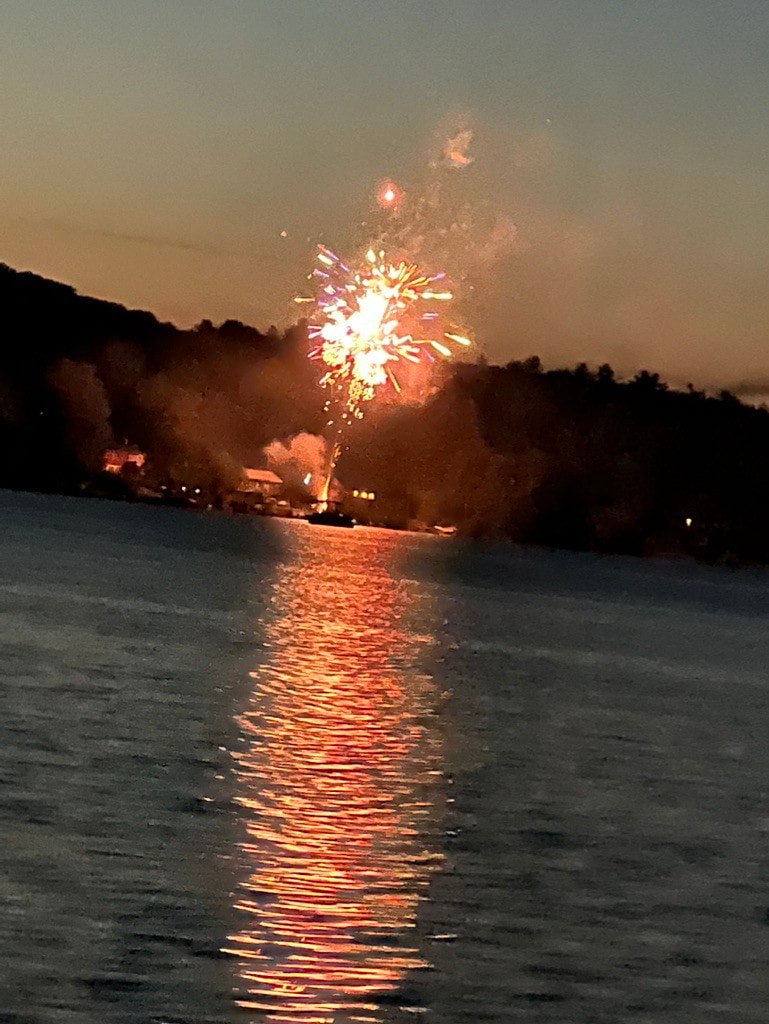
(1, 0), (768, 388)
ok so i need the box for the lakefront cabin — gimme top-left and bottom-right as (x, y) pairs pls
(230, 468), (286, 515)
(241, 468), (283, 499)
(103, 447), (146, 475)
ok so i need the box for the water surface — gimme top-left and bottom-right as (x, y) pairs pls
(3, 491), (769, 1022)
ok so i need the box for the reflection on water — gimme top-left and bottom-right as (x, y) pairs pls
(226, 528), (444, 1022)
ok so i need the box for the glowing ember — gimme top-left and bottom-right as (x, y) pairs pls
(377, 179), (401, 209)
(301, 244), (470, 417)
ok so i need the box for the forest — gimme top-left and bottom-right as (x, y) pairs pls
(2, 260), (768, 563)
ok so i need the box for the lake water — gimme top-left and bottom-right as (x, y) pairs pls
(4, 491), (769, 1022)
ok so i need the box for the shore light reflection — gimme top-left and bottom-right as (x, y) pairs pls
(226, 529), (444, 1022)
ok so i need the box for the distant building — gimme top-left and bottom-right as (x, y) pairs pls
(103, 447), (146, 474)
(240, 467), (283, 499)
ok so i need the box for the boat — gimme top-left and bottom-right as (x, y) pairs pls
(306, 508), (355, 528)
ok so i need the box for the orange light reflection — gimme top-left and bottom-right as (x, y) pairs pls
(227, 531), (443, 1022)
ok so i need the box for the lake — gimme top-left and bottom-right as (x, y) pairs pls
(3, 490), (769, 1022)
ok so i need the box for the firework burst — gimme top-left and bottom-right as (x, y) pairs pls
(296, 244), (471, 417)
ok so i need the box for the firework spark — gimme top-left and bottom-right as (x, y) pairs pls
(376, 180), (402, 210)
(298, 244), (470, 417)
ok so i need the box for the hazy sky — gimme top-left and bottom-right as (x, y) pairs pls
(2, 0), (768, 386)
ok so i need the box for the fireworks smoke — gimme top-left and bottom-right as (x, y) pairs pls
(442, 127), (474, 169)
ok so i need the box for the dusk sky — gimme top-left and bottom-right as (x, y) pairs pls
(2, 0), (768, 387)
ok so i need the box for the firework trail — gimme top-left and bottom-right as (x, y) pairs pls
(296, 243), (471, 507)
(295, 173), (474, 505)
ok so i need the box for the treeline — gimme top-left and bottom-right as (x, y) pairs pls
(341, 358), (769, 562)
(0, 262), (324, 496)
(2, 261), (768, 563)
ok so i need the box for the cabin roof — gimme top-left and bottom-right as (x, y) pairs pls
(243, 468), (283, 485)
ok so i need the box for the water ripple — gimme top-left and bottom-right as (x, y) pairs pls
(226, 528), (445, 1023)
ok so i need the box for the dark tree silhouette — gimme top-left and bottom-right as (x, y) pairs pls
(3, 261), (769, 565)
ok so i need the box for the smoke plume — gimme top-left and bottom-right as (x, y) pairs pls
(264, 432), (330, 501)
(48, 359), (113, 472)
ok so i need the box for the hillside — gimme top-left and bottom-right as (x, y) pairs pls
(2, 261), (769, 564)
(0, 263), (317, 493)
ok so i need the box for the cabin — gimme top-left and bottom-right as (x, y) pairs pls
(103, 446), (146, 475)
(241, 467), (283, 499)
(230, 468), (286, 512)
